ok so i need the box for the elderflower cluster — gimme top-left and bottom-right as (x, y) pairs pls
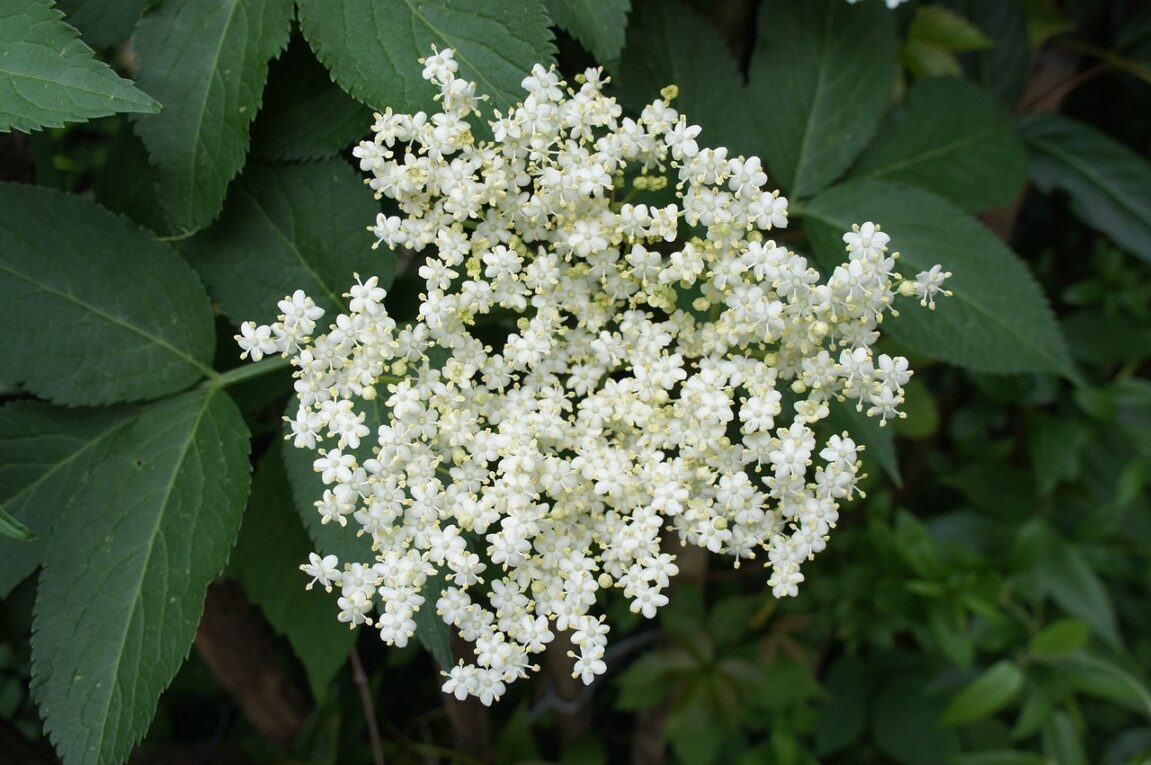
(236, 47), (949, 706)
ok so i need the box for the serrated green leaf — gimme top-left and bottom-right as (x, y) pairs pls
(0, 504), (34, 541)
(617, 0), (757, 158)
(296, 0), (555, 115)
(545, 0), (630, 66)
(133, 0), (294, 233)
(0, 402), (140, 598)
(55, 0), (149, 49)
(183, 159), (392, 323)
(30, 388), (251, 765)
(748, 0), (897, 198)
(231, 445), (355, 700)
(0, 0), (159, 132)
(0, 183), (216, 405)
(803, 180), (1074, 376)
(1021, 113), (1151, 262)
(850, 77), (1028, 211)
(1029, 618), (1091, 658)
(941, 661), (1025, 726)
(250, 34), (373, 162)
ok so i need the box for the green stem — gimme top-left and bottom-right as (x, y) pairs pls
(209, 357), (291, 389)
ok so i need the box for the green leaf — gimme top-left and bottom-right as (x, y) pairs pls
(0, 0), (159, 132)
(617, 0), (757, 158)
(414, 574), (454, 671)
(0, 504), (34, 541)
(803, 180), (1075, 376)
(1034, 539), (1121, 648)
(0, 402), (139, 598)
(849, 76), (1028, 211)
(748, 0), (897, 198)
(183, 159), (392, 323)
(0, 183), (216, 405)
(231, 446), (356, 700)
(941, 660), (1025, 726)
(30, 389), (251, 765)
(91, 121), (171, 235)
(55, 0), (149, 49)
(132, 0), (295, 233)
(250, 34), (374, 162)
(1029, 618), (1091, 658)
(1041, 711), (1087, 765)
(947, 751), (1046, 765)
(296, 0), (555, 115)
(1021, 114), (1151, 262)
(545, 0), (630, 66)
(909, 6), (994, 51)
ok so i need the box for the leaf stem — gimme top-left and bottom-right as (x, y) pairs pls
(350, 649), (386, 765)
(209, 357), (291, 389)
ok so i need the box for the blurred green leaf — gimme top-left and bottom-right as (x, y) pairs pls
(1029, 413), (1088, 494)
(948, 752), (1047, 765)
(133, 0), (295, 233)
(0, 505), (34, 541)
(55, 0), (148, 49)
(296, 0), (555, 115)
(826, 398), (900, 484)
(1029, 618), (1091, 659)
(546, 0), (630, 66)
(941, 660), (1025, 726)
(850, 76), (1027, 211)
(937, 0), (1029, 107)
(1034, 537), (1122, 648)
(911, 6), (994, 51)
(1022, 114), (1151, 263)
(894, 377), (940, 440)
(0, 0), (159, 132)
(0, 183), (216, 405)
(748, 0), (897, 198)
(804, 180), (1075, 377)
(30, 389), (250, 765)
(1041, 710), (1088, 765)
(874, 676), (961, 764)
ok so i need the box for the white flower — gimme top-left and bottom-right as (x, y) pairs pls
(238, 46), (947, 707)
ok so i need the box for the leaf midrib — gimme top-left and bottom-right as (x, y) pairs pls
(89, 392), (214, 760)
(0, 261), (214, 380)
(858, 125), (1007, 180)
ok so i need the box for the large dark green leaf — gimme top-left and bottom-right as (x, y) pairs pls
(55, 0), (149, 49)
(31, 389), (251, 765)
(1021, 114), (1151, 263)
(849, 76), (1027, 211)
(0, 0), (159, 132)
(0, 183), (216, 405)
(545, 0), (630, 67)
(748, 0), (897, 198)
(0, 505), (33, 541)
(804, 180), (1074, 377)
(249, 34), (374, 162)
(231, 446), (356, 700)
(133, 0), (294, 233)
(183, 159), (391, 322)
(617, 0), (757, 158)
(297, 0), (555, 115)
(0, 402), (139, 598)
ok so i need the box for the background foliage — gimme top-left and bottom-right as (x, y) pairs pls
(1, 0), (1150, 763)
